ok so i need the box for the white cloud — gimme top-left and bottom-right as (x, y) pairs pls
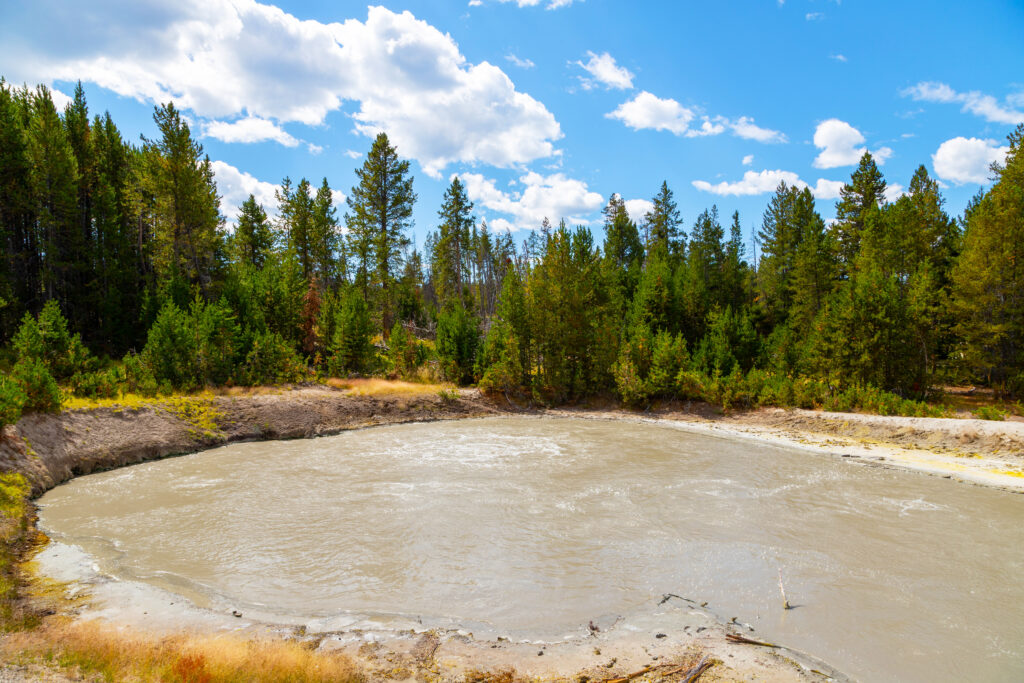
(903, 82), (1024, 125)
(459, 171), (604, 229)
(607, 91), (697, 135)
(806, 12), (824, 20)
(0, 3), (562, 178)
(729, 116), (786, 143)
(692, 169), (844, 199)
(623, 199), (654, 225)
(344, 149), (362, 159)
(203, 116), (300, 147)
(574, 51), (634, 90)
(49, 87), (72, 111)
(212, 160), (346, 223)
(608, 92), (782, 143)
(811, 178), (845, 200)
(693, 169), (802, 196)
(831, 54), (848, 63)
(884, 183), (906, 203)
(812, 118), (891, 168)
(473, 0), (579, 8)
(211, 160), (281, 221)
(932, 137), (1009, 185)
(505, 54), (535, 69)
(742, 154), (754, 165)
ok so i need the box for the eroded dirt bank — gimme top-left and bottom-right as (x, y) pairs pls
(0, 386), (503, 497)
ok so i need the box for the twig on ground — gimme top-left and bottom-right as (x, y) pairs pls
(778, 568), (792, 610)
(726, 633), (779, 648)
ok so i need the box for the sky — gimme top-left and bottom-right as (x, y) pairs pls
(1, 0), (1022, 251)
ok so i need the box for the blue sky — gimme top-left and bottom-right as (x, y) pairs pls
(2, 0), (1022, 250)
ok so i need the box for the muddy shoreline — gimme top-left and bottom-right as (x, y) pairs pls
(3, 386), (1024, 681)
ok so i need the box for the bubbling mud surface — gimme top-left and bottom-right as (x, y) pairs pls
(37, 416), (1024, 682)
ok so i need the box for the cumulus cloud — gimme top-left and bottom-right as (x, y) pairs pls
(574, 51), (634, 90)
(607, 91), (697, 135)
(458, 171), (604, 229)
(903, 82), (1024, 125)
(742, 154), (754, 165)
(212, 160), (346, 223)
(812, 118), (891, 168)
(0, 3), (562, 177)
(607, 92), (783, 142)
(211, 160), (282, 221)
(49, 87), (73, 111)
(932, 137), (1009, 185)
(204, 116), (300, 147)
(811, 179), (845, 200)
(729, 116), (786, 143)
(884, 183), (906, 203)
(831, 54), (848, 63)
(623, 198), (654, 225)
(692, 169), (844, 199)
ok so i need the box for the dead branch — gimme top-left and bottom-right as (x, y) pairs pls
(726, 633), (779, 648)
(778, 568), (792, 610)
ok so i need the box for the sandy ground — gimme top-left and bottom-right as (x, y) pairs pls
(3, 385), (1023, 681)
(552, 403), (1024, 493)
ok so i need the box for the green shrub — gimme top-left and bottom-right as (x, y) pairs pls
(386, 322), (422, 379)
(240, 331), (306, 385)
(973, 404), (1007, 421)
(435, 303), (479, 385)
(143, 302), (194, 389)
(477, 325), (524, 395)
(122, 352), (159, 397)
(13, 301), (92, 379)
(613, 357), (647, 407)
(0, 376), (26, 429)
(12, 357), (62, 413)
(327, 289), (374, 376)
(646, 331), (688, 397)
(675, 368), (705, 401)
(143, 297), (241, 390)
(69, 368), (122, 399)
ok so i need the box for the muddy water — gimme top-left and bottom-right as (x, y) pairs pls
(37, 416), (1024, 681)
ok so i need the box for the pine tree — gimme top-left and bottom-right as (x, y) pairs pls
(432, 176), (474, 308)
(27, 86), (81, 316)
(142, 102), (224, 298)
(233, 195), (275, 269)
(951, 125), (1024, 396)
(722, 211), (749, 311)
(601, 193), (643, 319)
(0, 81), (39, 337)
(643, 181), (683, 259)
(833, 151), (887, 275)
(310, 178), (341, 286)
(280, 178), (314, 281)
(345, 133), (416, 332)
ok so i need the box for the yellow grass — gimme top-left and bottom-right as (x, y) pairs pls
(62, 386), (287, 412)
(326, 377), (454, 397)
(4, 621), (363, 683)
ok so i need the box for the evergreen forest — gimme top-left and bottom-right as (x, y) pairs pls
(2, 80), (1023, 426)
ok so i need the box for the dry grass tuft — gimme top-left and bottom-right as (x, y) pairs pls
(327, 377), (452, 397)
(4, 621), (363, 683)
